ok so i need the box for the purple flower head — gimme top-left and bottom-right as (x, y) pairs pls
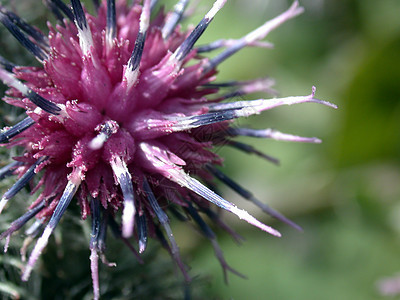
(0, 0), (336, 298)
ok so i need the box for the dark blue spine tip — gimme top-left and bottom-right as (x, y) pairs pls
(143, 178), (168, 225)
(200, 205), (218, 221)
(162, 0), (189, 39)
(0, 161), (22, 181)
(47, 180), (78, 229)
(196, 39), (224, 53)
(220, 90), (244, 100)
(129, 32), (146, 72)
(106, 0), (116, 39)
(205, 164), (253, 199)
(202, 80), (238, 88)
(90, 198), (101, 248)
(71, 0), (88, 30)
(227, 140), (280, 165)
(0, 55), (16, 72)
(26, 90), (61, 115)
(229, 127), (273, 138)
(189, 110), (235, 127)
(185, 202), (215, 239)
(136, 213), (148, 251)
(150, 0), (159, 12)
(2, 158), (44, 201)
(118, 172), (135, 202)
(169, 205), (189, 222)
(97, 210), (109, 253)
(52, 0), (74, 22)
(0, 117), (35, 144)
(44, 0), (65, 23)
(204, 42), (244, 73)
(44, 0), (72, 23)
(0, 11), (47, 61)
(226, 127), (240, 136)
(206, 164), (301, 231)
(24, 219), (45, 237)
(0, 199), (46, 241)
(175, 18), (208, 61)
(154, 225), (169, 249)
(2, 9), (48, 47)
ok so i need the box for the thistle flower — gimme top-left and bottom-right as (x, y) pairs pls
(0, 0), (336, 298)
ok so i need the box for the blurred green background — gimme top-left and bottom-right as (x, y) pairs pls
(1, 0), (400, 299)
(189, 1), (400, 299)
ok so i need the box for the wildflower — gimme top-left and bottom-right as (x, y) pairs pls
(0, 0), (336, 298)
(377, 275), (400, 296)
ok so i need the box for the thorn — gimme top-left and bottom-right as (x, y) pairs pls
(228, 127), (322, 143)
(47, 0), (74, 22)
(124, 0), (151, 90)
(0, 157), (46, 215)
(226, 140), (280, 165)
(71, 0), (94, 54)
(89, 198), (101, 300)
(136, 213), (148, 253)
(0, 6), (49, 48)
(0, 68), (62, 115)
(106, 0), (116, 51)
(0, 161), (23, 181)
(22, 176), (81, 281)
(0, 54), (16, 72)
(196, 39), (273, 53)
(0, 199), (46, 242)
(140, 142), (281, 237)
(172, 0), (227, 62)
(206, 164), (302, 231)
(162, 0), (190, 39)
(110, 156), (136, 238)
(150, 0), (159, 12)
(0, 117), (35, 143)
(203, 0), (304, 73)
(0, 10), (47, 61)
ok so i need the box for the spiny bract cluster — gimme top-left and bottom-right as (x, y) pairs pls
(0, 0), (335, 298)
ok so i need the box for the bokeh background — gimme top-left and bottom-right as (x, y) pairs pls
(1, 0), (400, 299)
